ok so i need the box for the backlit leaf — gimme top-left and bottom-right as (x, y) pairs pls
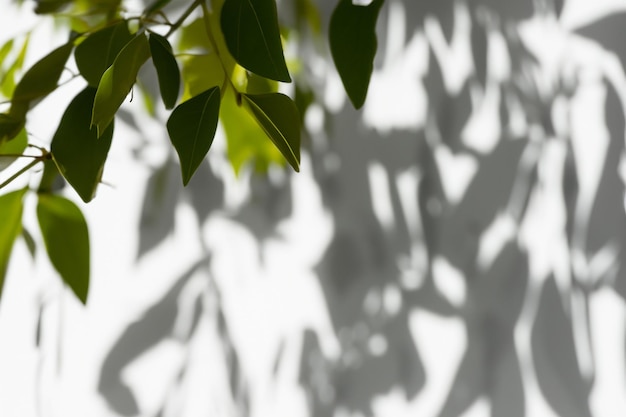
(1, 34), (29, 99)
(0, 39), (14, 66)
(166, 86), (220, 185)
(37, 194), (90, 304)
(92, 33), (150, 136)
(329, 0), (384, 108)
(10, 42), (74, 119)
(51, 87), (114, 202)
(75, 21), (133, 87)
(242, 92), (300, 171)
(221, 0), (291, 82)
(0, 127), (27, 172)
(149, 33), (180, 109)
(0, 188), (26, 301)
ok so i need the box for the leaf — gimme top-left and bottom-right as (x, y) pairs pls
(0, 188), (26, 301)
(0, 38), (14, 66)
(1, 34), (29, 99)
(51, 87), (114, 202)
(180, 54), (225, 100)
(34, 0), (73, 14)
(149, 33), (180, 109)
(220, 0), (291, 82)
(21, 227), (36, 259)
(144, 0), (173, 15)
(92, 33), (150, 136)
(10, 42), (74, 119)
(0, 113), (24, 143)
(242, 93), (300, 171)
(75, 21), (133, 87)
(37, 194), (90, 304)
(329, 0), (384, 109)
(0, 127), (27, 172)
(166, 86), (220, 185)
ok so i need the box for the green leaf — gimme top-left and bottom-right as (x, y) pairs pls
(75, 21), (133, 87)
(329, 0), (384, 108)
(0, 188), (26, 301)
(10, 42), (74, 119)
(1, 34), (29, 99)
(180, 54), (225, 100)
(0, 39), (14, 66)
(51, 87), (114, 202)
(0, 127), (27, 172)
(149, 33), (180, 109)
(37, 194), (90, 304)
(0, 113), (25, 143)
(37, 159), (65, 194)
(144, 0), (173, 15)
(92, 33), (150, 136)
(242, 93), (300, 171)
(21, 226), (36, 259)
(220, 0), (291, 82)
(166, 86), (220, 185)
(34, 0), (73, 14)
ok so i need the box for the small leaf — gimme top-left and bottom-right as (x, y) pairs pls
(75, 21), (133, 87)
(37, 194), (90, 304)
(221, 0), (291, 82)
(329, 0), (384, 108)
(21, 226), (37, 259)
(0, 38), (14, 66)
(242, 93), (300, 171)
(0, 127), (27, 172)
(1, 34), (29, 99)
(51, 87), (114, 202)
(10, 42), (74, 119)
(144, 0), (173, 15)
(0, 113), (24, 143)
(149, 33), (180, 109)
(92, 33), (150, 136)
(166, 86), (220, 185)
(0, 188), (26, 301)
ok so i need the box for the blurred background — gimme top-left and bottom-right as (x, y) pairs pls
(2, 0), (626, 416)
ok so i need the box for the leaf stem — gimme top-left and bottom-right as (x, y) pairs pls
(165, 0), (203, 38)
(0, 153), (41, 159)
(0, 158), (42, 190)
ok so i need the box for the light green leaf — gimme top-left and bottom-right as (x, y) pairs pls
(75, 21), (132, 87)
(0, 127), (27, 172)
(0, 188), (26, 301)
(0, 39), (14, 67)
(10, 42), (74, 119)
(220, 0), (291, 82)
(51, 87), (114, 202)
(180, 54), (225, 101)
(149, 33), (180, 109)
(37, 194), (90, 304)
(329, 0), (384, 108)
(1, 34), (29, 99)
(242, 92), (300, 171)
(166, 86), (220, 185)
(92, 33), (150, 136)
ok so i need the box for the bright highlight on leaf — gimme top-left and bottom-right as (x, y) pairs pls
(51, 87), (114, 202)
(37, 194), (90, 304)
(167, 86), (220, 185)
(92, 33), (150, 136)
(221, 0), (291, 83)
(0, 188), (26, 301)
(75, 21), (133, 87)
(149, 33), (180, 109)
(329, 0), (384, 109)
(242, 93), (301, 171)
(0, 127), (27, 172)
(10, 42), (74, 119)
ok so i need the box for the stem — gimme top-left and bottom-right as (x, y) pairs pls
(0, 153), (41, 159)
(0, 158), (41, 190)
(165, 0), (203, 38)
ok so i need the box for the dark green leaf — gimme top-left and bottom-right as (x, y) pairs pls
(221, 0), (291, 82)
(37, 159), (65, 194)
(21, 226), (37, 259)
(242, 93), (300, 171)
(51, 87), (114, 202)
(37, 194), (90, 304)
(0, 188), (26, 301)
(329, 0), (384, 108)
(92, 33), (150, 136)
(149, 33), (180, 109)
(75, 21), (133, 87)
(10, 42), (74, 119)
(166, 86), (220, 185)
(0, 127), (27, 172)
(34, 0), (73, 14)
(0, 113), (24, 142)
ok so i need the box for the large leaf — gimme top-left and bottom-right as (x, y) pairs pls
(51, 87), (114, 202)
(0, 127), (27, 172)
(0, 188), (26, 301)
(92, 33), (150, 136)
(329, 0), (384, 109)
(75, 21), (133, 87)
(220, 0), (291, 82)
(242, 93), (300, 171)
(10, 42), (74, 119)
(149, 33), (180, 109)
(37, 194), (90, 304)
(166, 86), (220, 185)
